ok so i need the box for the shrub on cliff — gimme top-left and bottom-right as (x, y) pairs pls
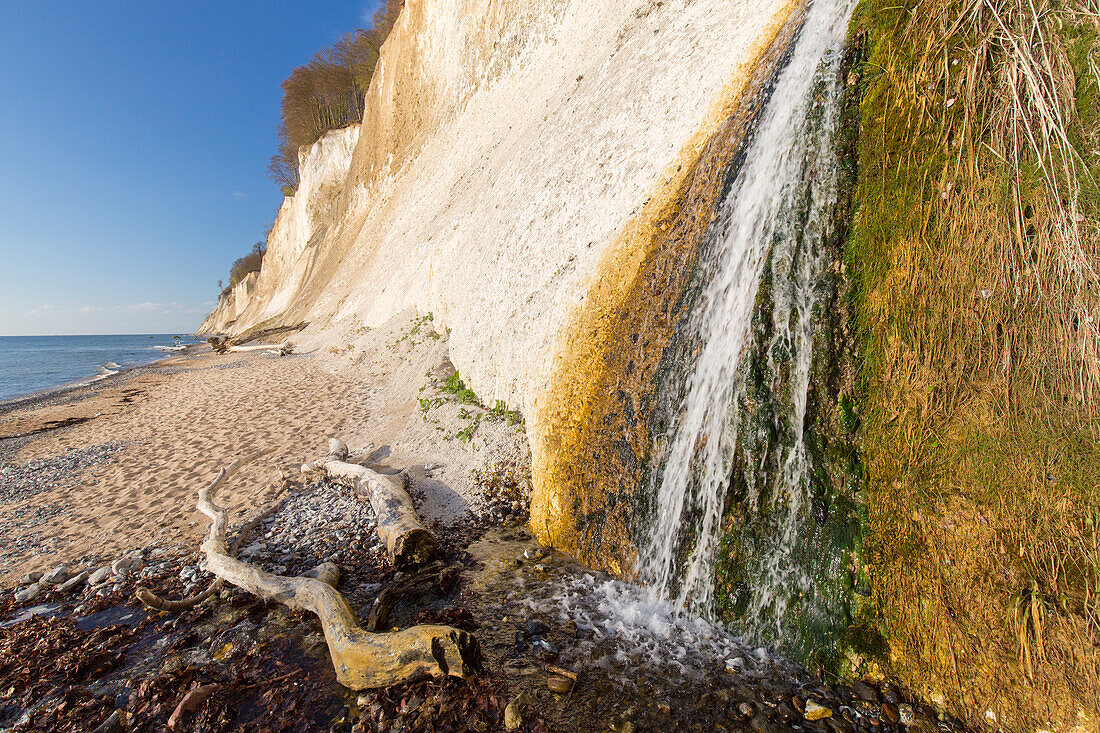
(223, 242), (266, 295)
(268, 0), (404, 194)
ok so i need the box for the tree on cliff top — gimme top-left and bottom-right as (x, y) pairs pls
(268, 0), (404, 194)
(223, 242), (266, 296)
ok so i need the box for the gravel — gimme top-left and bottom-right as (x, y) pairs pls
(0, 442), (126, 572)
(0, 442), (125, 504)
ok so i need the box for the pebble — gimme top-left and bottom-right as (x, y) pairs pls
(547, 674), (574, 693)
(86, 565), (111, 585)
(39, 564), (71, 586)
(897, 703), (915, 725)
(853, 681), (879, 702)
(111, 556), (142, 576)
(778, 701), (800, 723)
(56, 570), (91, 594)
(504, 693), (529, 730)
(524, 619), (550, 637)
(738, 702), (756, 718)
(805, 701), (833, 721)
(523, 546), (547, 561)
(0, 442), (125, 505)
(14, 583), (40, 602)
(750, 713), (782, 733)
(828, 713), (855, 733)
(18, 571), (43, 585)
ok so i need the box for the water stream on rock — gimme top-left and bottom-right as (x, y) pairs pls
(636, 0), (856, 649)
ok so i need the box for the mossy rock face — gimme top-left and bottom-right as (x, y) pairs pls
(703, 37), (870, 667)
(842, 0), (1100, 725)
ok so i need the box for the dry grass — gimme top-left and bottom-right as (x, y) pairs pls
(851, 0), (1100, 726)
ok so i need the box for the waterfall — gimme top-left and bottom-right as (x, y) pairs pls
(636, 0), (856, 649)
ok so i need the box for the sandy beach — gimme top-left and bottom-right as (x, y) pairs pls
(0, 311), (529, 587)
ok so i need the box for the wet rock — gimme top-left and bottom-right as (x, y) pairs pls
(882, 685), (901, 704)
(826, 715), (854, 733)
(778, 701), (800, 723)
(91, 710), (125, 733)
(39, 563), (71, 586)
(57, 569), (91, 594)
(897, 703), (915, 725)
(853, 681), (879, 702)
(523, 546), (547, 561)
(750, 713), (783, 733)
(504, 693), (529, 730)
(805, 700), (833, 721)
(524, 619), (550, 637)
(882, 702), (900, 723)
(738, 702), (757, 718)
(14, 583), (40, 602)
(547, 674), (574, 693)
(111, 556), (140, 576)
(88, 566), (112, 586)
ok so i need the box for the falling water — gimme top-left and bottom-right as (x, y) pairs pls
(636, 0), (856, 648)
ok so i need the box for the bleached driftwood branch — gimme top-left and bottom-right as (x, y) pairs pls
(197, 457), (480, 689)
(137, 461), (288, 612)
(301, 438), (436, 567)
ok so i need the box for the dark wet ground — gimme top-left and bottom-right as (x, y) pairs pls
(0, 511), (976, 733)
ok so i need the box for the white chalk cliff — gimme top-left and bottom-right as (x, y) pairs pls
(200, 0), (801, 533)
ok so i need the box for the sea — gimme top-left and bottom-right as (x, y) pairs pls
(0, 334), (201, 402)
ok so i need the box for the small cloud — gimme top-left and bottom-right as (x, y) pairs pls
(232, 191), (248, 199)
(21, 304), (53, 318)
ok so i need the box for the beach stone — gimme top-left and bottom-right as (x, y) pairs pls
(778, 701), (800, 723)
(88, 566), (112, 586)
(525, 619), (550, 637)
(14, 583), (41, 602)
(504, 693), (529, 730)
(111, 556), (141, 576)
(882, 685), (901, 704)
(40, 564), (71, 586)
(18, 571), (43, 585)
(853, 681), (879, 702)
(57, 570), (91, 594)
(750, 713), (783, 733)
(805, 701), (833, 721)
(547, 674), (574, 693)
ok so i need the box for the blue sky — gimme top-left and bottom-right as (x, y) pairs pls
(0, 1), (380, 335)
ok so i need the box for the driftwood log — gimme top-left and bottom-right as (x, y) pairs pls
(301, 438), (436, 567)
(137, 463), (289, 612)
(197, 458), (481, 689)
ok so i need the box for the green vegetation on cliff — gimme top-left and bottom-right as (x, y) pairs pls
(847, 0), (1100, 725)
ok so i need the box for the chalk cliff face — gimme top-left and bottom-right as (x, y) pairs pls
(201, 0), (801, 568)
